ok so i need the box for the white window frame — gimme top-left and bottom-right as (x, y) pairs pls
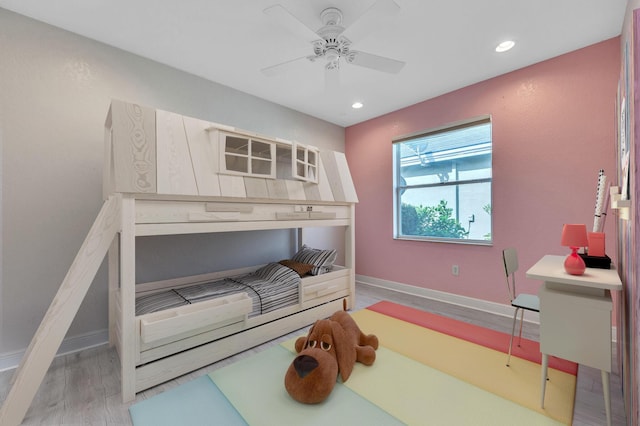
(292, 142), (319, 183)
(392, 116), (493, 245)
(219, 132), (276, 179)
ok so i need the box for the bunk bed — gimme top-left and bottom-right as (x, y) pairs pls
(0, 100), (358, 425)
(103, 100), (359, 402)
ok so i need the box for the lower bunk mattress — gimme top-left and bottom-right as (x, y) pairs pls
(135, 262), (300, 318)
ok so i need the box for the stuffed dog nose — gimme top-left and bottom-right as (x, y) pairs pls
(293, 355), (318, 378)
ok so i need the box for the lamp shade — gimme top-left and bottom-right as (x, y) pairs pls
(561, 224), (588, 248)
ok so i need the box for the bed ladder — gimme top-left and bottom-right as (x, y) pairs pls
(0, 194), (122, 426)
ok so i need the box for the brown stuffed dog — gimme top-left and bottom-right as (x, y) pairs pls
(284, 310), (378, 404)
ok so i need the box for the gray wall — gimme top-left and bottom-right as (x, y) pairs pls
(0, 9), (345, 359)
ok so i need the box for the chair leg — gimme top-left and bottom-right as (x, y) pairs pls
(507, 307), (519, 367)
(517, 308), (525, 346)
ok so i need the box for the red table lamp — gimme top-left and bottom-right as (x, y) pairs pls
(561, 224), (589, 275)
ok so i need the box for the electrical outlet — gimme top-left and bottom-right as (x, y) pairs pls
(452, 265), (459, 276)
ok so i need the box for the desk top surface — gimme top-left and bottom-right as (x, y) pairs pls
(526, 255), (623, 291)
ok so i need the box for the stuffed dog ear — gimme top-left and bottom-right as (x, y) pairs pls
(295, 322), (316, 353)
(294, 336), (307, 353)
(331, 320), (357, 382)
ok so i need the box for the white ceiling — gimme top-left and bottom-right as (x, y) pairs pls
(0, 0), (627, 127)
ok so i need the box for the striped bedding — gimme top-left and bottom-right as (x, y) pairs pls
(135, 263), (300, 317)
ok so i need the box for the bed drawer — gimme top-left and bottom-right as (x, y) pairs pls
(139, 293), (251, 344)
(302, 276), (349, 302)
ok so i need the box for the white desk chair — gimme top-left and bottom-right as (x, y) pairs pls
(503, 248), (539, 366)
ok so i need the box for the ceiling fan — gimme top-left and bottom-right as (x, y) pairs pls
(261, 0), (405, 87)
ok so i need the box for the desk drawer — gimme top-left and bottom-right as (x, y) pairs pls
(539, 287), (612, 371)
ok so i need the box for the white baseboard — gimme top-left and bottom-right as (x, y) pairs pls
(0, 329), (109, 372)
(356, 273), (541, 323)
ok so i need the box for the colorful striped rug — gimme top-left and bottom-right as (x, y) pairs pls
(130, 301), (577, 425)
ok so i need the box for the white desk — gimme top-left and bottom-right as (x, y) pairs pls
(526, 255), (622, 426)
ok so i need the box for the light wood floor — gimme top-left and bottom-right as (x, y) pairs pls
(0, 283), (627, 425)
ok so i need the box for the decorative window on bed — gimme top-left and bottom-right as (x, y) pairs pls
(219, 132), (320, 185)
(220, 132), (276, 178)
(292, 142), (319, 183)
(392, 116), (492, 245)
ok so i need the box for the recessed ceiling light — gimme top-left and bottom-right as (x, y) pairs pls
(495, 40), (515, 53)
(352, 101), (363, 109)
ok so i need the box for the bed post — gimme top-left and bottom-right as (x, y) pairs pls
(119, 195), (137, 402)
(108, 236), (119, 347)
(346, 203), (356, 310)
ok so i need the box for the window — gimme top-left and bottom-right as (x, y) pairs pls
(393, 117), (492, 244)
(218, 132), (323, 184)
(292, 143), (319, 183)
(220, 132), (276, 178)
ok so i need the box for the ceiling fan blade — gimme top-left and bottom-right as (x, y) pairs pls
(261, 55), (310, 77)
(340, 0), (400, 43)
(263, 4), (321, 43)
(346, 50), (405, 74)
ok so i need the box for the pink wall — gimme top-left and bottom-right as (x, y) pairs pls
(346, 37), (620, 304)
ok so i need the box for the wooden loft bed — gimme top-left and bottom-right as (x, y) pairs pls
(0, 100), (358, 425)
